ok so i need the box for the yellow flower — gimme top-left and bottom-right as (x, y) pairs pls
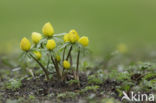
(46, 39), (56, 50)
(34, 51), (42, 60)
(63, 60), (70, 69)
(63, 33), (70, 42)
(117, 43), (128, 54)
(20, 37), (31, 51)
(105, 100), (114, 103)
(42, 22), (54, 37)
(68, 29), (79, 43)
(78, 36), (89, 47)
(69, 29), (79, 39)
(56, 55), (61, 62)
(31, 32), (42, 44)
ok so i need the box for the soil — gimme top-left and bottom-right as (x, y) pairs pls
(0, 73), (120, 103)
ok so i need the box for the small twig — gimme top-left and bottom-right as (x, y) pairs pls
(29, 53), (49, 80)
(66, 45), (73, 60)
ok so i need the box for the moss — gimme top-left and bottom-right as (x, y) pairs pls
(5, 79), (22, 90)
(57, 92), (78, 99)
(67, 79), (80, 86)
(88, 75), (103, 85)
(80, 85), (100, 94)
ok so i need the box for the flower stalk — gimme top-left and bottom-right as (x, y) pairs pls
(62, 45), (72, 77)
(29, 53), (49, 80)
(75, 47), (80, 87)
(51, 55), (62, 79)
(62, 46), (66, 61)
(66, 45), (73, 60)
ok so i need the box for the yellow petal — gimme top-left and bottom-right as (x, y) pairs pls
(34, 51), (42, 60)
(46, 39), (56, 50)
(42, 22), (54, 37)
(68, 29), (79, 43)
(63, 33), (70, 42)
(78, 36), (89, 47)
(63, 60), (70, 69)
(117, 43), (128, 54)
(56, 55), (61, 62)
(31, 32), (42, 44)
(20, 37), (31, 51)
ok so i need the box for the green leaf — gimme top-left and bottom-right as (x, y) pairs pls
(54, 33), (66, 37)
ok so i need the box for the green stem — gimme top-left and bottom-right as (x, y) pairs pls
(51, 55), (62, 79)
(47, 54), (50, 69)
(70, 54), (73, 67)
(62, 46), (66, 61)
(55, 58), (62, 78)
(76, 48), (80, 74)
(70, 54), (77, 82)
(76, 47), (80, 86)
(61, 45), (72, 80)
(62, 46), (72, 79)
(66, 45), (72, 60)
(29, 53), (49, 80)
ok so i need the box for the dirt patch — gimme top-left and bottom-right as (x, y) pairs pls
(1, 73), (120, 103)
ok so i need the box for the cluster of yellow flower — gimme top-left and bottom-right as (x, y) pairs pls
(20, 22), (89, 81)
(63, 29), (89, 46)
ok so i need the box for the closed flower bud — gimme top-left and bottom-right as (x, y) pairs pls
(56, 55), (61, 62)
(20, 37), (31, 51)
(63, 60), (70, 69)
(68, 29), (79, 43)
(34, 51), (42, 60)
(63, 33), (70, 42)
(117, 43), (127, 54)
(31, 32), (42, 44)
(78, 36), (89, 47)
(42, 22), (54, 37)
(46, 39), (56, 50)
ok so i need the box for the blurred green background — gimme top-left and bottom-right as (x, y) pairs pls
(0, 0), (156, 55)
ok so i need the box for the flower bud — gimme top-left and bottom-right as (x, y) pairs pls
(31, 32), (42, 44)
(46, 39), (56, 50)
(117, 43), (127, 54)
(20, 37), (31, 51)
(68, 29), (79, 43)
(56, 55), (61, 62)
(42, 22), (54, 37)
(78, 36), (89, 47)
(63, 33), (69, 42)
(63, 60), (70, 69)
(34, 51), (42, 60)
